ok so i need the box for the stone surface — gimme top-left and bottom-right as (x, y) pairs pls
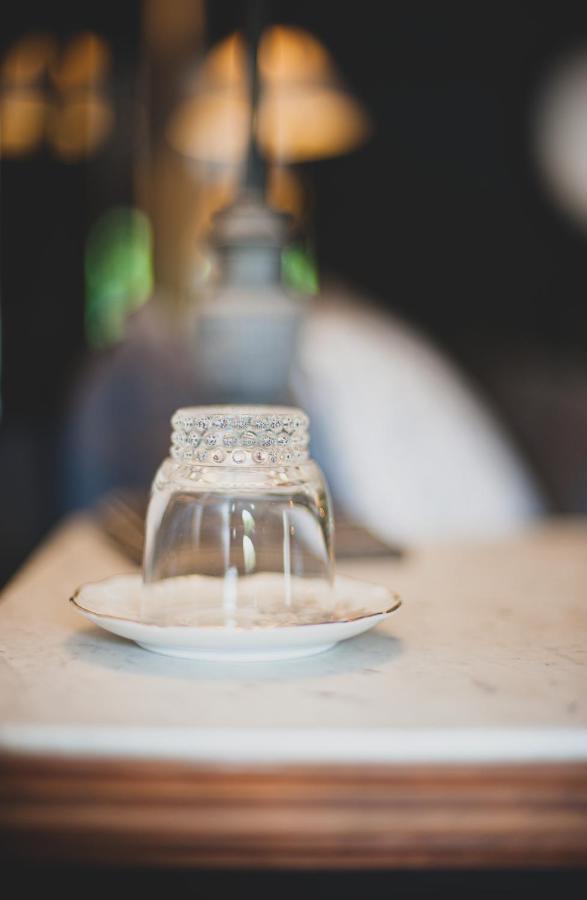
(0, 516), (586, 762)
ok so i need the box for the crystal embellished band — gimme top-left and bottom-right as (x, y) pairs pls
(169, 406), (310, 467)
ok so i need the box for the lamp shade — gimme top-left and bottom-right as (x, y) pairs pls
(166, 26), (370, 164)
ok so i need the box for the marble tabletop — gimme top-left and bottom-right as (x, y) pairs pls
(1, 516), (586, 764)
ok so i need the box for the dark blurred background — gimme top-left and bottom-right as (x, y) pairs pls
(2, 0), (587, 584)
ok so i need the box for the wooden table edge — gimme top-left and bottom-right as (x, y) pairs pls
(1, 752), (586, 868)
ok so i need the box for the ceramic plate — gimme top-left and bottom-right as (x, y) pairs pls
(70, 573), (401, 662)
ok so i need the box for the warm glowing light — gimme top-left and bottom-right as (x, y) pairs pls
(50, 32), (110, 91)
(198, 33), (247, 90)
(167, 26), (370, 164)
(0, 89), (47, 156)
(258, 85), (369, 162)
(258, 25), (332, 85)
(1, 33), (57, 85)
(167, 93), (249, 164)
(48, 94), (113, 161)
(267, 165), (304, 221)
(0, 31), (113, 160)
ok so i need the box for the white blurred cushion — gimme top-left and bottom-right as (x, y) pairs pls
(293, 288), (543, 542)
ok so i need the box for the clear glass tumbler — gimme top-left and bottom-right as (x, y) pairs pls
(141, 406), (335, 627)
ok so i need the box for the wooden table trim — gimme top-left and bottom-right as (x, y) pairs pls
(1, 754), (586, 868)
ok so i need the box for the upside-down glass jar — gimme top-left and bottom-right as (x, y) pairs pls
(141, 406), (335, 627)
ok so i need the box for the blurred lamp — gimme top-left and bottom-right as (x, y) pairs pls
(171, 24), (369, 405)
(258, 85), (368, 161)
(0, 89), (47, 156)
(49, 32), (110, 91)
(0, 30), (112, 161)
(1, 33), (57, 85)
(167, 26), (370, 164)
(48, 94), (113, 161)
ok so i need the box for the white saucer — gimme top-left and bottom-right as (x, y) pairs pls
(70, 574), (401, 662)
